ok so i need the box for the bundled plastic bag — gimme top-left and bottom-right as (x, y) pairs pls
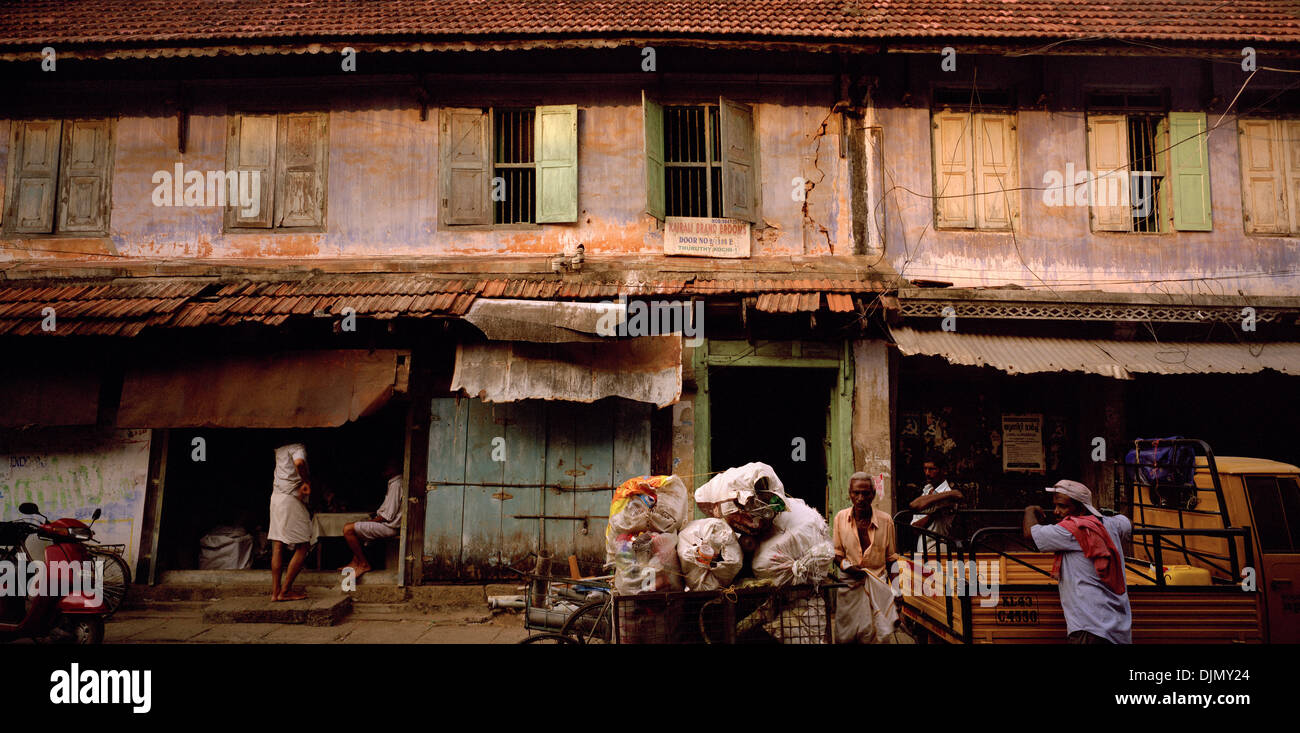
(610, 531), (684, 595)
(752, 497), (835, 586)
(694, 463), (788, 537)
(606, 475), (689, 556)
(677, 518), (744, 591)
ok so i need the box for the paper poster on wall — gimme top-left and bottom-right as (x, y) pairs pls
(1002, 414), (1045, 473)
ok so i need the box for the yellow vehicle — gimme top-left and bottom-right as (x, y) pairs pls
(897, 439), (1299, 644)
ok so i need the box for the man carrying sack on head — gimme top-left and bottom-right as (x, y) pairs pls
(1023, 479), (1133, 644)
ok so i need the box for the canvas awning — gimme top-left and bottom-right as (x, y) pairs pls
(452, 335), (681, 407)
(891, 326), (1300, 379)
(0, 365), (100, 427)
(116, 349), (409, 428)
(462, 298), (622, 343)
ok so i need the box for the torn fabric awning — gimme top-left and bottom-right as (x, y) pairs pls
(116, 349), (409, 428)
(890, 326), (1300, 379)
(462, 298), (623, 343)
(452, 335), (681, 407)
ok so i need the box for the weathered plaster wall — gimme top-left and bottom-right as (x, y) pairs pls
(851, 339), (894, 514)
(0, 428), (152, 570)
(872, 54), (1300, 297)
(0, 80), (852, 261)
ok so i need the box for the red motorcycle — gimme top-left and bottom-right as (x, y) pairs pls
(0, 502), (109, 644)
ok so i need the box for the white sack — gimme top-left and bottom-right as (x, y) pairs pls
(611, 531), (684, 594)
(694, 462), (787, 519)
(752, 497), (835, 586)
(198, 526), (253, 570)
(677, 518), (743, 591)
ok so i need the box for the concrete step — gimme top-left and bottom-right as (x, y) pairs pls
(201, 588), (352, 627)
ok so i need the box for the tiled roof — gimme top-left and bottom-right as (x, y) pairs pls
(0, 1), (1297, 48)
(0, 259), (887, 335)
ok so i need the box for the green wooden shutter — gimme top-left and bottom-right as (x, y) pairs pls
(275, 112), (328, 228)
(1169, 112), (1212, 231)
(534, 104), (578, 223)
(7, 120), (62, 234)
(225, 114), (276, 229)
(643, 91), (665, 220)
(719, 96), (758, 223)
(440, 108), (491, 226)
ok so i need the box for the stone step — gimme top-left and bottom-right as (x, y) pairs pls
(201, 588), (352, 627)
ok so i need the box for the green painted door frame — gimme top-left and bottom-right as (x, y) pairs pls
(692, 339), (855, 520)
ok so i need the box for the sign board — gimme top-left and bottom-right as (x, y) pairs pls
(1001, 413), (1045, 473)
(664, 217), (751, 258)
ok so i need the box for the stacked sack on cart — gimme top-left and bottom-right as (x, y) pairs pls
(606, 475), (690, 594)
(606, 462), (836, 594)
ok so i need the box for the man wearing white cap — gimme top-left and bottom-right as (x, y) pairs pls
(1023, 479), (1132, 644)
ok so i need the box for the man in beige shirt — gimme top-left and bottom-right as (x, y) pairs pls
(833, 472), (898, 580)
(832, 472), (900, 642)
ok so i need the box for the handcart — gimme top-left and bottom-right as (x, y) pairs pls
(612, 582), (841, 644)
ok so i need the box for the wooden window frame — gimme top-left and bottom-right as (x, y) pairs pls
(930, 107), (1019, 232)
(3, 117), (115, 238)
(663, 104), (723, 218)
(223, 111), (329, 233)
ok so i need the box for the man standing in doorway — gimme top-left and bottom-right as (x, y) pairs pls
(909, 454), (963, 553)
(341, 461), (404, 579)
(269, 441), (313, 602)
(1023, 479), (1132, 644)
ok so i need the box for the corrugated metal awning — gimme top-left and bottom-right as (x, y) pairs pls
(117, 350), (409, 428)
(891, 326), (1300, 379)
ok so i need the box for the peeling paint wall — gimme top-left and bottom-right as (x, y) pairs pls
(872, 54), (1300, 297)
(0, 79), (852, 261)
(0, 428), (152, 571)
(877, 106), (1300, 296)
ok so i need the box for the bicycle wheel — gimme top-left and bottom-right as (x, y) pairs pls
(91, 551), (130, 618)
(518, 633), (578, 645)
(560, 597), (613, 644)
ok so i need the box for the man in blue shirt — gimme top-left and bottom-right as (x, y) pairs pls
(1023, 479), (1133, 644)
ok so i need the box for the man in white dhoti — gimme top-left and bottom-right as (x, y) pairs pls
(341, 462), (404, 579)
(269, 442), (313, 601)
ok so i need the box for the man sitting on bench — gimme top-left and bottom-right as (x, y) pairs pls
(341, 462), (403, 579)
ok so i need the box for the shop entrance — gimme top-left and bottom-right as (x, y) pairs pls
(709, 367), (835, 514)
(693, 340), (854, 517)
(154, 405), (407, 577)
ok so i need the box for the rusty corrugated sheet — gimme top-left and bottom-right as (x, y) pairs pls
(117, 349), (407, 428)
(890, 326), (1300, 379)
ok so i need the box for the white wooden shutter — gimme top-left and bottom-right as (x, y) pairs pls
(1238, 118), (1287, 235)
(534, 104), (578, 223)
(275, 113), (328, 228)
(7, 120), (61, 234)
(974, 113), (1018, 230)
(225, 114), (276, 229)
(932, 111), (975, 228)
(440, 108), (491, 226)
(719, 96), (757, 223)
(57, 119), (113, 233)
(1087, 115), (1131, 231)
(1283, 119), (1300, 235)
